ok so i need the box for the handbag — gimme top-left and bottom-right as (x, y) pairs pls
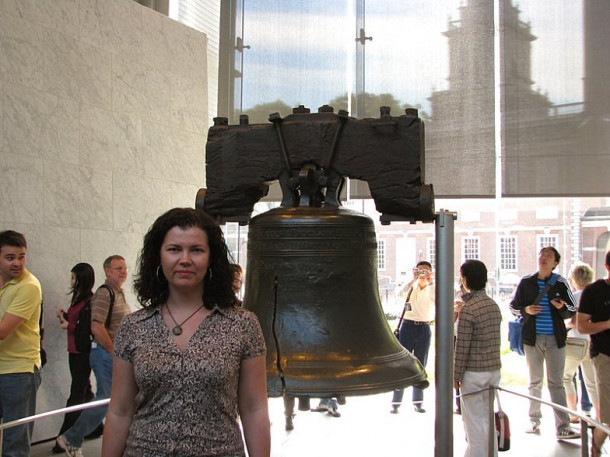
(508, 273), (558, 356)
(565, 337), (588, 360)
(508, 318), (524, 355)
(495, 391), (511, 452)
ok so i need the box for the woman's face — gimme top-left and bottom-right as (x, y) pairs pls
(70, 272), (76, 288)
(160, 226), (210, 293)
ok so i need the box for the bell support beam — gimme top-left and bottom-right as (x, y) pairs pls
(434, 209), (457, 457)
(199, 107), (433, 224)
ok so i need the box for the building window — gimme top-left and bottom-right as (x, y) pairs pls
(377, 239), (386, 271)
(537, 234), (558, 253)
(500, 236), (517, 271)
(427, 238), (436, 269)
(462, 237), (480, 262)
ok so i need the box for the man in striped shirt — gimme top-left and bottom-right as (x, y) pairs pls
(510, 246), (579, 439)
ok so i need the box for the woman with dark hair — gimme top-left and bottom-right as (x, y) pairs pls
(53, 262), (98, 451)
(454, 259), (502, 457)
(102, 208), (270, 457)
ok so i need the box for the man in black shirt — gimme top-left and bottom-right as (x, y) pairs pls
(578, 250), (610, 457)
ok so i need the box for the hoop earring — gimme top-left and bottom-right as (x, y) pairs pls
(156, 265), (165, 283)
(207, 268), (213, 282)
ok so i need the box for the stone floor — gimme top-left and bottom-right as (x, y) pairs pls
(29, 386), (600, 456)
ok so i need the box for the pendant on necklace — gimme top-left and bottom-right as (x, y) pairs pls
(166, 303), (205, 337)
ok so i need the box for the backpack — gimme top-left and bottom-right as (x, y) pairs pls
(39, 300), (47, 367)
(74, 285), (115, 354)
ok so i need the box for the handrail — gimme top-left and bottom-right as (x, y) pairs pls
(2, 386), (608, 455)
(496, 386), (610, 436)
(459, 386), (610, 457)
(0, 398), (109, 432)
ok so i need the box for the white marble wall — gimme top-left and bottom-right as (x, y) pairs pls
(0, 0), (208, 441)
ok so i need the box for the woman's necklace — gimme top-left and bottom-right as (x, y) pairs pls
(165, 303), (205, 336)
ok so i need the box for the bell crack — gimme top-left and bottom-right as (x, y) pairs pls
(272, 275), (287, 392)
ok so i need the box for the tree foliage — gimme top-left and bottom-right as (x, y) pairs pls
(239, 93), (428, 123)
(239, 100), (293, 124)
(326, 93), (429, 119)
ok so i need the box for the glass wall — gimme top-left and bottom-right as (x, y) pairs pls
(221, 196), (610, 319)
(161, 0), (610, 309)
(217, 0), (609, 197)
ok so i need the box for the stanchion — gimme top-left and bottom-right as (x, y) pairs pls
(435, 209), (457, 457)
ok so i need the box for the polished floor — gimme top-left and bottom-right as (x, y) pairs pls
(30, 386), (599, 456)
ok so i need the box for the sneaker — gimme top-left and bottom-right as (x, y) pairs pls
(56, 435), (84, 457)
(52, 440), (64, 454)
(327, 406), (341, 418)
(390, 405), (399, 414)
(526, 424), (541, 434)
(312, 398), (333, 412)
(413, 404), (426, 413)
(557, 428), (580, 440)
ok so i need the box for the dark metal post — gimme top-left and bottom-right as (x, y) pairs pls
(580, 419), (589, 457)
(435, 209), (456, 457)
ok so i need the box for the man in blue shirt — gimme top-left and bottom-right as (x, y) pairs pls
(510, 246), (579, 439)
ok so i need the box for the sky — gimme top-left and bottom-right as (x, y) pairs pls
(516, 1), (583, 106)
(238, 0), (584, 114)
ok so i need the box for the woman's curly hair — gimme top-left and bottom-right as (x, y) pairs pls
(133, 208), (235, 309)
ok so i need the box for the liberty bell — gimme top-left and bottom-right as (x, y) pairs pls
(244, 203), (428, 397)
(198, 105), (434, 398)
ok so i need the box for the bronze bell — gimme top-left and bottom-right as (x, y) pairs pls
(243, 205), (428, 398)
(199, 107), (434, 399)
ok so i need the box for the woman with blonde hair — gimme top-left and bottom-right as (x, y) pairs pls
(563, 261), (598, 421)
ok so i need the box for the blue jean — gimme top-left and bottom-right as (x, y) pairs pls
(579, 365), (593, 411)
(0, 367), (42, 457)
(392, 320), (431, 406)
(63, 346), (113, 447)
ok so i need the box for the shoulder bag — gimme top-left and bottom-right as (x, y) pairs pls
(565, 337), (588, 360)
(495, 390), (511, 452)
(394, 285), (414, 338)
